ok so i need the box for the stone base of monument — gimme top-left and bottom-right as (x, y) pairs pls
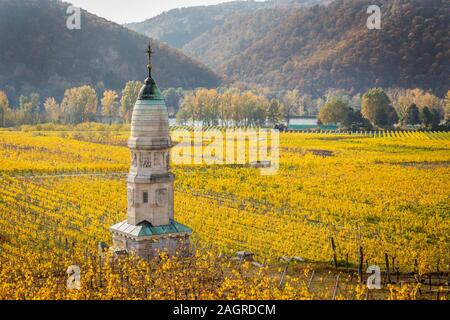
(110, 219), (192, 259)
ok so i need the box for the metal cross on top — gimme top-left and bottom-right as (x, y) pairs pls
(146, 43), (153, 77)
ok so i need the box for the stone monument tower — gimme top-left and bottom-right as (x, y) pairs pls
(110, 43), (191, 258)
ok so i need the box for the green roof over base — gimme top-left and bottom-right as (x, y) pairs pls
(111, 219), (192, 238)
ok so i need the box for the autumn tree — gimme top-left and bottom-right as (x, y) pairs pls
(239, 91), (268, 126)
(60, 85), (98, 124)
(282, 90), (300, 127)
(267, 99), (283, 126)
(179, 93), (197, 124)
(200, 89), (220, 126)
(178, 89), (227, 126)
(297, 94), (314, 116)
(101, 90), (119, 123)
(177, 88), (271, 126)
(18, 93), (41, 125)
(0, 91), (9, 127)
(44, 97), (61, 123)
(390, 88), (444, 123)
(444, 90), (450, 121)
(219, 89), (239, 126)
(121, 81), (142, 123)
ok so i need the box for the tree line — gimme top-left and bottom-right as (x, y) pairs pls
(0, 82), (186, 127)
(318, 88), (448, 131)
(0, 84), (448, 131)
(177, 87), (449, 130)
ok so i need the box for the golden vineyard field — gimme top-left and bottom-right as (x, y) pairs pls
(0, 129), (449, 299)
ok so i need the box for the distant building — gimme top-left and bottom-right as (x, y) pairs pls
(110, 44), (191, 259)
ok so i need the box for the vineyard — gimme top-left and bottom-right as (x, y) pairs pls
(0, 129), (449, 299)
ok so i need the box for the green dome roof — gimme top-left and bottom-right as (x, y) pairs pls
(137, 42), (164, 101)
(138, 76), (164, 101)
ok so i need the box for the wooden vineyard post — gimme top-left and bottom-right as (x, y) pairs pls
(414, 259), (418, 276)
(332, 275), (340, 300)
(357, 227), (363, 283)
(330, 236), (338, 268)
(447, 242), (450, 273)
(99, 254), (103, 288)
(413, 259), (422, 296)
(385, 253), (391, 284)
(279, 264), (288, 288)
(358, 246), (364, 283)
(307, 270), (315, 292)
(346, 253), (349, 271)
(428, 274), (432, 291)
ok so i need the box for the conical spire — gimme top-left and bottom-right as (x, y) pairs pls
(138, 41), (163, 100)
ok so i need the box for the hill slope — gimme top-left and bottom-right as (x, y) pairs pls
(128, 0), (449, 97)
(218, 0), (449, 96)
(125, 0), (331, 49)
(0, 0), (221, 104)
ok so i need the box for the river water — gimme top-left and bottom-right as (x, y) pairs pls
(169, 118), (318, 126)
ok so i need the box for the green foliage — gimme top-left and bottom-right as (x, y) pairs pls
(362, 88), (398, 128)
(430, 109), (441, 129)
(318, 98), (351, 125)
(319, 98), (372, 130)
(162, 88), (186, 116)
(406, 104), (420, 125)
(345, 111), (373, 131)
(420, 107), (433, 127)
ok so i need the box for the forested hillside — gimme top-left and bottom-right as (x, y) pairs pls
(0, 0), (221, 104)
(125, 0), (331, 48)
(128, 0), (449, 98)
(184, 8), (291, 69)
(220, 0), (449, 96)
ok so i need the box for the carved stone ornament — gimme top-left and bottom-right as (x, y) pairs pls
(154, 152), (163, 166)
(141, 154), (152, 168)
(127, 187), (135, 207)
(156, 188), (168, 207)
(131, 153), (137, 167)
